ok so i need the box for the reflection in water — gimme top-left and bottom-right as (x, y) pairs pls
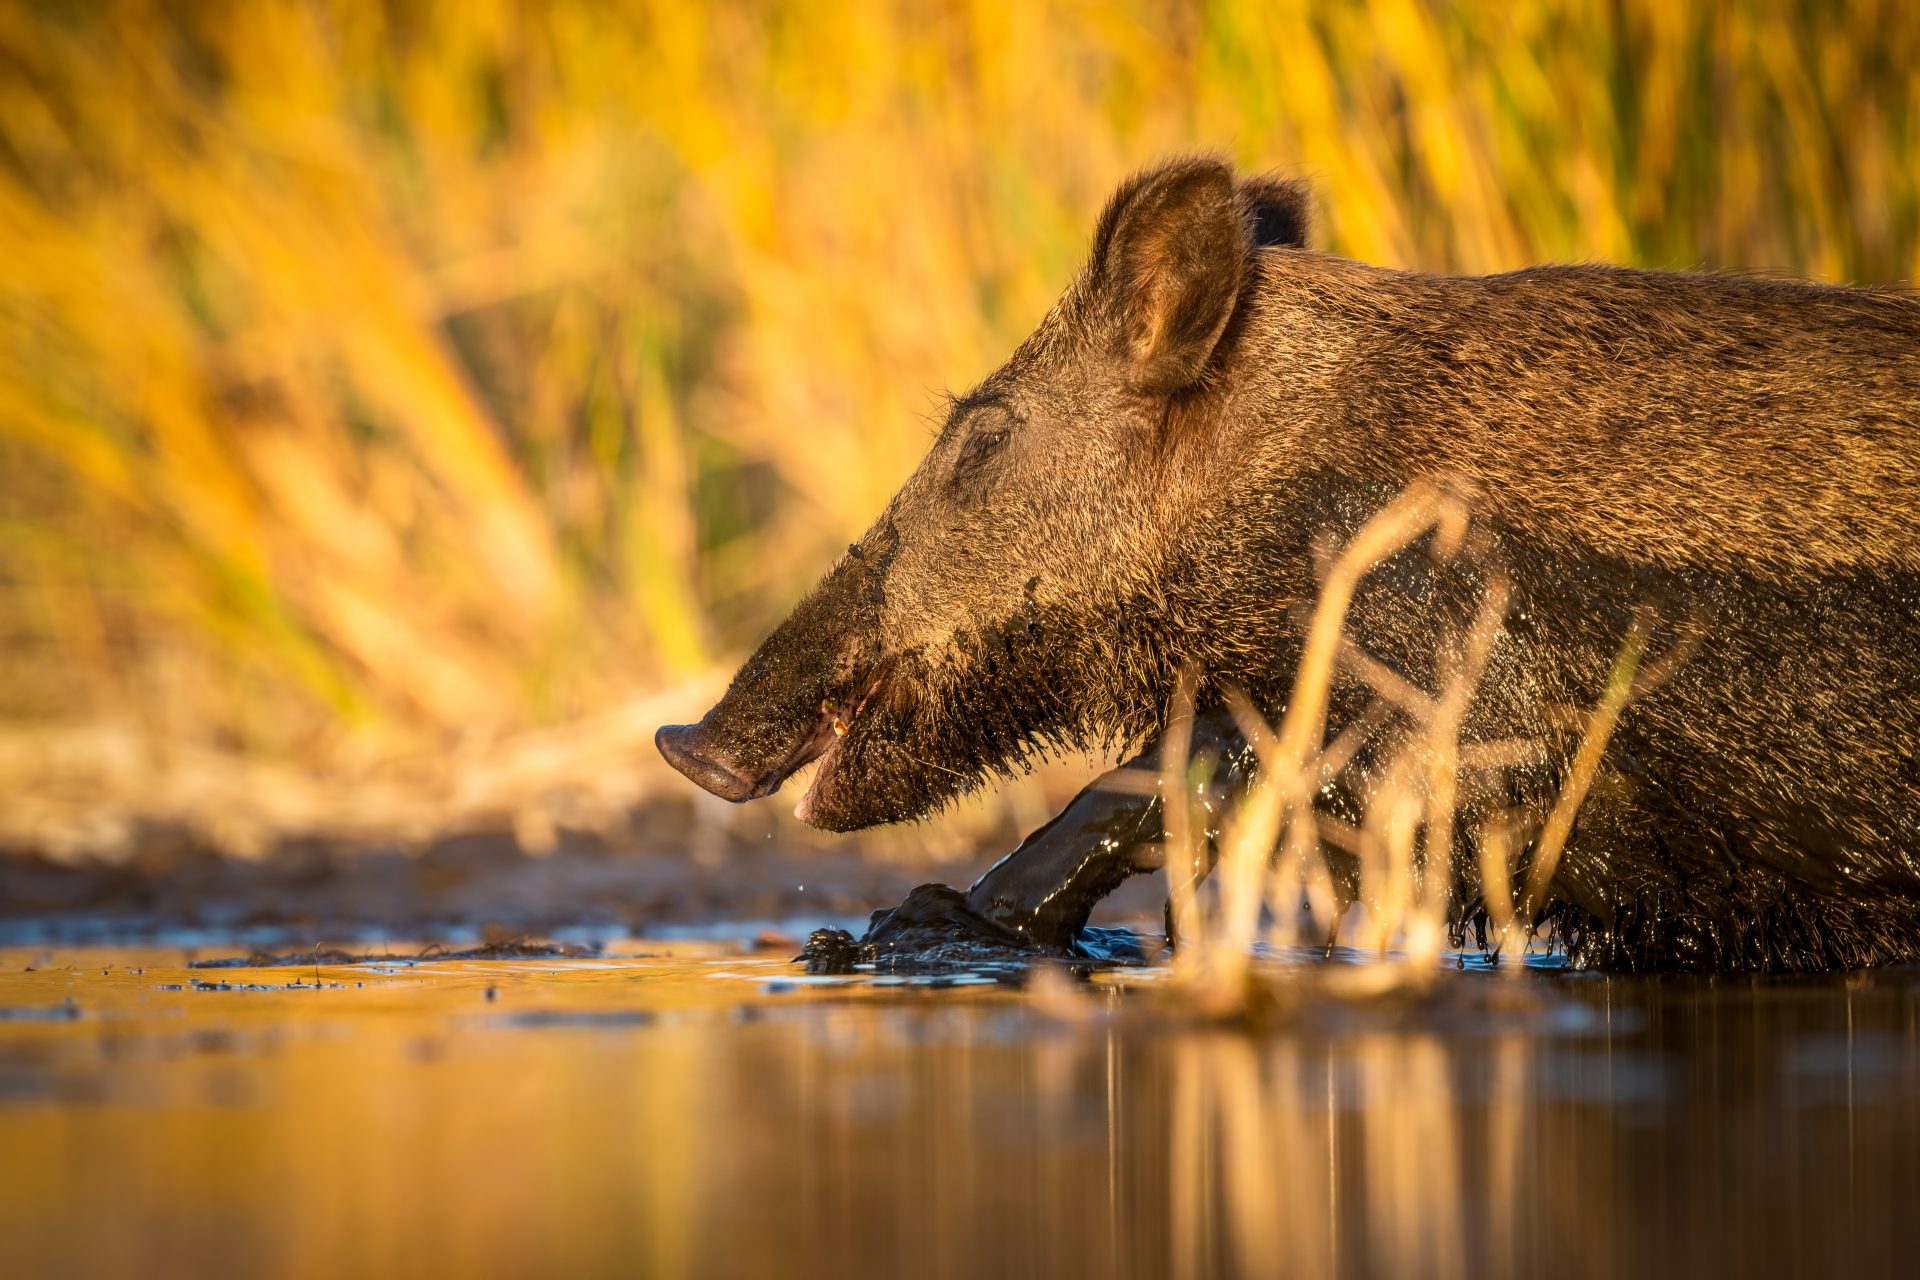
(1168, 1031), (1553, 1278)
(1, 948), (1917, 1278)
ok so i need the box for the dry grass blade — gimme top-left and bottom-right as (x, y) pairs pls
(1175, 483), (1472, 1001)
(1159, 663), (1203, 950)
(1410, 571), (1512, 955)
(1172, 488), (1688, 1010)
(1516, 619), (1649, 922)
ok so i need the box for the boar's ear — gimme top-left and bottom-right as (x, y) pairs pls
(1237, 174), (1311, 250)
(1086, 155), (1250, 395)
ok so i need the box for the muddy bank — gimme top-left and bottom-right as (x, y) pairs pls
(0, 831), (968, 948)
(0, 822), (1171, 950)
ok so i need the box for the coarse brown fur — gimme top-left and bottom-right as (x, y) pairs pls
(659, 155), (1920, 971)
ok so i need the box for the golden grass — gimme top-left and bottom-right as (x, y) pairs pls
(0, 0), (1914, 858)
(1162, 486), (1685, 1009)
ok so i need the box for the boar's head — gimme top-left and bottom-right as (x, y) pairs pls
(657, 156), (1310, 830)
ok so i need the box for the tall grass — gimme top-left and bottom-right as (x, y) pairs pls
(1155, 485), (1695, 1009)
(1, 0), (1914, 857)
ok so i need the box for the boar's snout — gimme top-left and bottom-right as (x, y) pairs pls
(654, 721), (762, 803)
(655, 543), (898, 820)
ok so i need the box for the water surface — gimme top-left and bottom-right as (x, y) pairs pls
(1, 942), (1916, 1278)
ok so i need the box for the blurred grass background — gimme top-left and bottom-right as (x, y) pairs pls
(1, 0), (1915, 862)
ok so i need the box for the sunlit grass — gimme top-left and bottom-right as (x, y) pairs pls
(1159, 484), (1692, 1010)
(1, 0), (1914, 857)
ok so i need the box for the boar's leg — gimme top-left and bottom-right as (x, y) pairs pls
(799, 708), (1251, 972)
(964, 706), (1250, 953)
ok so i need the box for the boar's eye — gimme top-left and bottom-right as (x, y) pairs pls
(954, 426), (1009, 479)
(946, 398), (1017, 491)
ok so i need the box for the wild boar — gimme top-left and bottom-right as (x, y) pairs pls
(658, 154), (1920, 972)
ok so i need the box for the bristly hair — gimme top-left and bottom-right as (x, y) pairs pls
(811, 533), (1319, 828)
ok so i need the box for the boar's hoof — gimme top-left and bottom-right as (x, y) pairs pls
(798, 884), (1036, 974)
(798, 883), (1145, 974)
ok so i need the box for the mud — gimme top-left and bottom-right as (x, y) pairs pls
(799, 883), (1148, 974)
(0, 826), (993, 949)
(186, 939), (601, 968)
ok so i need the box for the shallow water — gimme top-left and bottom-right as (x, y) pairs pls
(1, 941), (1917, 1279)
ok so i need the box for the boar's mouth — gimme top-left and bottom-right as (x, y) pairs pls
(655, 666), (890, 810)
(793, 668), (892, 817)
(792, 662), (949, 828)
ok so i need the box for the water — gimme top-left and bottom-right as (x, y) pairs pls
(1, 942), (1917, 1279)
